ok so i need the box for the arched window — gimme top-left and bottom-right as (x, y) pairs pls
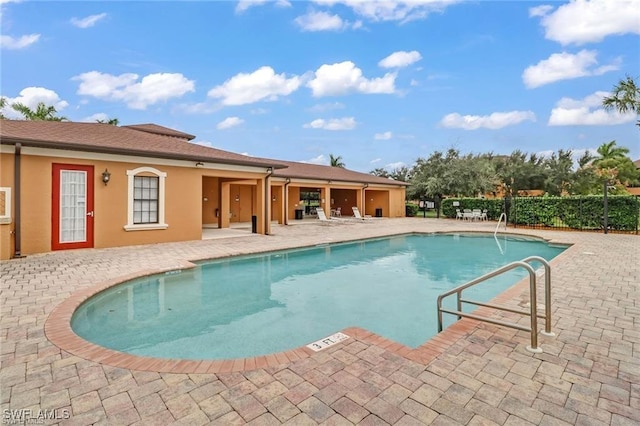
(124, 167), (168, 231)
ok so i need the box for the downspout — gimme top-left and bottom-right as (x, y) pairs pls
(362, 183), (369, 215)
(13, 142), (23, 258)
(264, 167), (273, 235)
(284, 177), (291, 225)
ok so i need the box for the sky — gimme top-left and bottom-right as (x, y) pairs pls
(1, 0), (639, 173)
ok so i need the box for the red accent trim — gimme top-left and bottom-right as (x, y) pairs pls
(52, 164), (94, 251)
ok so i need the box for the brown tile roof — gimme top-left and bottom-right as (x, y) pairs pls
(0, 120), (408, 186)
(121, 123), (196, 140)
(634, 158), (640, 169)
(272, 160), (409, 186)
(0, 120), (284, 169)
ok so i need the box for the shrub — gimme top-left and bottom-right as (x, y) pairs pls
(405, 203), (419, 217)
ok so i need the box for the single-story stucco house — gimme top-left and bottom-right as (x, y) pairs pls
(0, 120), (407, 260)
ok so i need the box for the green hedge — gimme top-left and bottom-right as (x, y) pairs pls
(405, 203), (419, 217)
(441, 195), (639, 231)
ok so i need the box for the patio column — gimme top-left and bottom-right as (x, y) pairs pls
(220, 181), (230, 229)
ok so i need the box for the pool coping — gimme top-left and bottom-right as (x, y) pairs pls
(44, 232), (571, 374)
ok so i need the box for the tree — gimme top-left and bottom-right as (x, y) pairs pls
(389, 166), (412, 182)
(493, 150), (547, 196)
(570, 153), (600, 195)
(329, 154), (345, 168)
(370, 168), (390, 178)
(96, 117), (119, 125)
(11, 102), (67, 121)
(593, 140), (630, 164)
(544, 149), (574, 196)
(602, 75), (640, 127)
(0, 97), (6, 119)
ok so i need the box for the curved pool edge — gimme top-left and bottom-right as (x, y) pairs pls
(45, 231), (568, 374)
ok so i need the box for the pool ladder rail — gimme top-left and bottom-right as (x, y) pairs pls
(436, 256), (554, 353)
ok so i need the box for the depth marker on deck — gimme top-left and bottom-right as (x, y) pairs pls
(306, 332), (350, 351)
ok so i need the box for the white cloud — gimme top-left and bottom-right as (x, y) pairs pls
(522, 50), (619, 88)
(191, 140), (216, 148)
(528, 5), (554, 17)
(378, 50), (422, 68)
(294, 11), (349, 31)
(236, 0), (291, 13)
(0, 34), (40, 49)
(82, 112), (109, 123)
(370, 158), (382, 164)
(307, 102), (345, 112)
(208, 66), (301, 106)
(315, 0), (461, 24)
(374, 131), (392, 140)
(548, 91), (637, 126)
(217, 116), (245, 130)
(534, 0), (640, 45)
(307, 61), (396, 97)
(303, 154), (327, 165)
(386, 161), (406, 169)
(440, 110), (536, 130)
(73, 71), (195, 109)
(70, 13), (107, 28)
(1, 87), (69, 119)
(304, 117), (357, 130)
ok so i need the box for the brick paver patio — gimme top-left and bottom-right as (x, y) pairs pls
(1, 218), (638, 425)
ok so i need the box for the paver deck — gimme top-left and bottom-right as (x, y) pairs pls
(1, 218), (638, 425)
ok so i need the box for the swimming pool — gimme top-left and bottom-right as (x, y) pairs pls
(71, 233), (565, 359)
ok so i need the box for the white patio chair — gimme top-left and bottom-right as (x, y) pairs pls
(352, 206), (373, 220)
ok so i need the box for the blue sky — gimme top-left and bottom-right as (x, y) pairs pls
(1, 0), (639, 173)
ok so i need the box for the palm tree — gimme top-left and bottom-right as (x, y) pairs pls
(594, 140), (630, 165)
(602, 75), (640, 127)
(0, 97), (6, 119)
(96, 118), (119, 125)
(329, 154), (345, 168)
(11, 102), (67, 121)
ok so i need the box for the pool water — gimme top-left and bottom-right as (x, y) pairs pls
(71, 234), (566, 359)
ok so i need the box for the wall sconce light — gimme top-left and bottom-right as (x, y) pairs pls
(101, 169), (111, 186)
(195, 162), (204, 167)
(272, 196), (277, 202)
(235, 195), (240, 202)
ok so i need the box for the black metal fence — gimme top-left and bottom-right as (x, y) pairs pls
(505, 195), (640, 235)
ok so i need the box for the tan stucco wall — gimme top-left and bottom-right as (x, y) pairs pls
(329, 188), (357, 216)
(0, 153), (14, 259)
(287, 186), (301, 221)
(0, 152), (271, 258)
(364, 190), (390, 217)
(202, 176), (220, 225)
(12, 156), (203, 256)
(270, 185), (283, 223)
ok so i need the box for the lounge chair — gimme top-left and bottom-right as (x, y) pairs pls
(351, 206), (373, 220)
(317, 208), (351, 224)
(456, 209), (463, 220)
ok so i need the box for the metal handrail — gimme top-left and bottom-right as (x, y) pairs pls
(495, 212), (507, 236)
(437, 256), (552, 353)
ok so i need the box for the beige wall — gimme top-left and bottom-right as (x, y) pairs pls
(0, 151), (271, 259)
(287, 186), (301, 221)
(328, 188), (357, 216)
(364, 190), (389, 217)
(0, 153), (14, 259)
(202, 176), (220, 225)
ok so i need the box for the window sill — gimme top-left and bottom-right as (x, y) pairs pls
(124, 223), (169, 231)
(0, 217), (11, 224)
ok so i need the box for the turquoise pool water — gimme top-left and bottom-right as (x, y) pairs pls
(71, 233), (566, 359)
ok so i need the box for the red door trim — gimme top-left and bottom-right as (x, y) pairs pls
(52, 164), (94, 251)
